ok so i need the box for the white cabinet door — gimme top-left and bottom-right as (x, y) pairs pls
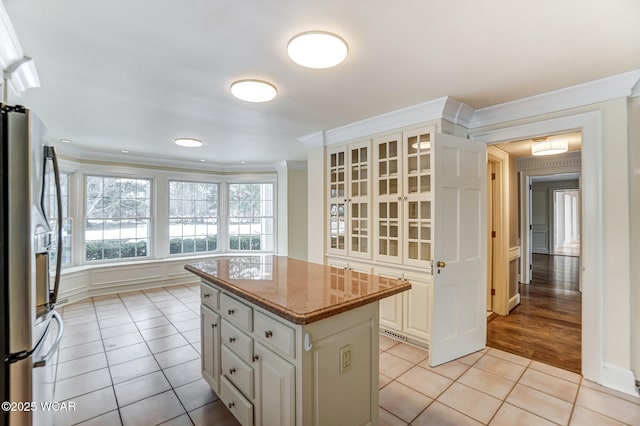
(254, 342), (295, 426)
(375, 267), (403, 332)
(201, 306), (221, 393)
(347, 140), (372, 259)
(402, 272), (431, 343)
(402, 127), (434, 268)
(430, 134), (487, 366)
(327, 145), (348, 255)
(373, 133), (404, 265)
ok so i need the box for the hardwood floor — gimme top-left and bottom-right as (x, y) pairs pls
(486, 254), (582, 373)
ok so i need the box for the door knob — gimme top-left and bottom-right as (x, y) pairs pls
(436, 261), (446, 268)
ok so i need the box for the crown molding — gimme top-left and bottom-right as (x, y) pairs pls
(470, 69), (640, 128)
(55, 144), (279, 173)
(297, 131), (324, 149)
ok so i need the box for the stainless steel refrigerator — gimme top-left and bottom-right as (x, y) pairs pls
(1, 105), (64, 426)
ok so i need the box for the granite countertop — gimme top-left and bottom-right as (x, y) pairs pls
(185, 255), (411, 325)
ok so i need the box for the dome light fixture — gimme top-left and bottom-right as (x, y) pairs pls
(174, 138), (203, 148)
(287, 31), (348, 69)
(230, 79), (277, 102)
(531, 139), (568, 156)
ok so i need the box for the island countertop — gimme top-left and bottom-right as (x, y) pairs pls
(185, 255), (411, 325)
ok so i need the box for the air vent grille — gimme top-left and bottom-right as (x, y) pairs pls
(381, 329), (407, 342)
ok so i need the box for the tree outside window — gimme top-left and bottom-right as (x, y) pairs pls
(228, 183), (274, 251)
(169, 181), (218, 255)
(85, 176), (151, 261)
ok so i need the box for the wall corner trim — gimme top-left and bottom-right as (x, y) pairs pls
(601, 363), (640, 397)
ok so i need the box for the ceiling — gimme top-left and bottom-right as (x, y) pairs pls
(4, 0), (640, 167)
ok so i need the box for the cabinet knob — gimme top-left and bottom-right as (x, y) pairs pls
(229, 368), (236, 375)
(265, 330), (273, 339)
(228, 309), (235, 315)
(228, 402), (235, 409)
(203, 293), (210, 298)
(229, 337), (236, 343)
(211, 323), (217, 329)
(436, 260), (446, 268)
(252, 354), (259, 362)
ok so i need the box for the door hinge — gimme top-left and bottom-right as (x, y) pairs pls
(491, 231), (496, 238)
(529, 184), (532, 190)
(491, 172), (496, 180)
(529, 225), (532, 230)
(529, 264), (533, 270)
(491, 288), (496, 295)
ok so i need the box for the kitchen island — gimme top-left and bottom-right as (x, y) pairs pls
(185, 255), (411, 426)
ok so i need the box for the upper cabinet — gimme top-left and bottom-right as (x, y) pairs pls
(372, 126), (435, 269)
(327, 140), (372, 259)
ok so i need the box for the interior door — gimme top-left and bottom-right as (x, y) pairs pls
(430, 134), (487, 366)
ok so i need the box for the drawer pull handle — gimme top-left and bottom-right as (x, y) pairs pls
(229, 368), (236, 375)
(228, 402), (235, 409)
(228, 309), (235, 315)
(229, 337), (236, 343)
(252, 355), (259, 362)
(203, 293), (210, 298)
(265, 330), (273, 338)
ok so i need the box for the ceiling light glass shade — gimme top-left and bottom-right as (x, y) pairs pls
(531, 139), (568, 156)
(287, 32), (348, 69)
(230, 80), (277, 102)
(174, 138), (203, 148)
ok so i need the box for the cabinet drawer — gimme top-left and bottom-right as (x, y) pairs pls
(254, 310), (295, 359)
(201, 283), (220, 310)
(220, 293), (253, 331)
(222, 345), (254, 398)
(220, 376), (254, 426)
(221, 319), (253, 362)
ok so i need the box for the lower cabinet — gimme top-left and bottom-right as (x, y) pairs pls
(200, 278), (380, 426)
(254, 342), (295, 426)
(201, 305), (220, 394)
(349, 263), (432, 348)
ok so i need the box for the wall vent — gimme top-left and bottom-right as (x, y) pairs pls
(54, 298), (69, 307)
(381, 329), (408, 342)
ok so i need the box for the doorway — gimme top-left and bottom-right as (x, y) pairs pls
(485, 133), (583, 373)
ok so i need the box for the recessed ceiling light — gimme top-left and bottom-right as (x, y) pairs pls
(121, 150), (129, 153)
(230, 80), (277, 102)
(241, 161), (247, 164)
(200, 159), (206, 162)
(60, 139), (71, 143)
(174, 138), (203, 148)
(531, 139), (568, 156)
(287, 31), (348, 69)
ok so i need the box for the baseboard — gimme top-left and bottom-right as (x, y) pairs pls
(601, 363), (640, 397)
(508, 293), (521, 311)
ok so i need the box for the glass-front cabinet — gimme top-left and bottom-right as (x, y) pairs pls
(327, 140), (371, 259)
(372, 127), (434, 269)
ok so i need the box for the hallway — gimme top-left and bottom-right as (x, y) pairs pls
(486, 254), (581, 373)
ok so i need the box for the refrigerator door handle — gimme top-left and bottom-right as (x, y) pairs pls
(44, 145), (63, 306)
(33, 311), (64, 368)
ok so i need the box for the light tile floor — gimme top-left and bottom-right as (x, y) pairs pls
(52, 284), (640, 425)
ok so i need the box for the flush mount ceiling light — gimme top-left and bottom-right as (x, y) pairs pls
(287, 31), (348, 69)
(230, 79), (277, 102)
(531, 139), (568, 156)
(174, 138), (203, 148)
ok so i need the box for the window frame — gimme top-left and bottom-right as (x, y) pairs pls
(226, 181), (276, 253)
(167, 179), (220, 256)
(83, 173), (154, 263)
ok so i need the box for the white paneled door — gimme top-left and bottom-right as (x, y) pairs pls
(430, 134), (487, 366)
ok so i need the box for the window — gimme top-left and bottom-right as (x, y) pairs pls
(85, 176), (151, 261)
(45, 171), (72, 266)
(228, 183), (274, 251)
(169, 181), (219, 255)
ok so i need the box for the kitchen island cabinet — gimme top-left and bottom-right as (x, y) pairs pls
(186, 255), (410, 426)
